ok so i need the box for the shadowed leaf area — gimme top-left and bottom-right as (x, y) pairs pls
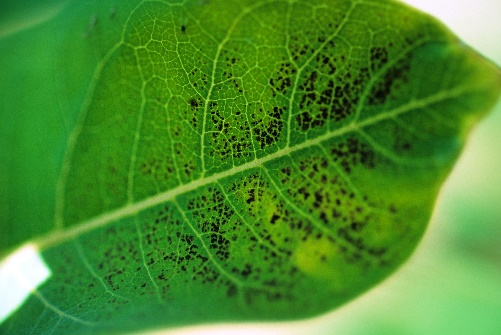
(1, 0), (500, 334)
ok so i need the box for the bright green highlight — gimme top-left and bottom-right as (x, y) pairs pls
(0, 0), (500, 334)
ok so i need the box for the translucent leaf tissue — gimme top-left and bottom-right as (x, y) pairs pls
(1, 0), (500, 334)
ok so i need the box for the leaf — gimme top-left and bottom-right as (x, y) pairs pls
(1, 0), (500, 334)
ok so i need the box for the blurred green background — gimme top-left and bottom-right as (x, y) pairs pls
(156, 1), (501, 334)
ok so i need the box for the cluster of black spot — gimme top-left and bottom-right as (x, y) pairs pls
(138, 158), (175, 179)
(228, 233), (298, 303)
(268, 36), (376, 134)
(188, 188), (235, 261)
(194, 262), (222, 285)
(330, 137), (377, 173)
(186, 97), (201, 128)
(269, 61), (296, 97)
(51, 243), (131, 323)
(231, 175), (265, 207)
(295, 65), (370, 132)
(173, 153), (196, 179)
(337, 223), (388, 264)
(210, 102), (226, 131)
(232, 79), (243, 93)
(105, 207), (174, 293)
(177, 178), (302, 303)
(288, 33), (323, 63)
(221, 54), (241, 82)
(238, 173), (311, 253)
(368, 56), (411, 105)
(317, 52), (338, 77)
(283, 32), (371, 132)
(189, 68), (208, 89)
(228, 174), (294, 255)
(251, 106), (285, 149)
(208, 101), (252, 159)
(281, 152), (393, 267)
(289, 156), (350, 229)
(150, 204), (228, 288)
(393, 125), (414, 153)
(241, 280), (295, 305)
(279, 166), (291, 183)
(369, 46), (389, 73)
(95, 231), (144, 292)
(287, 214), (316, 241)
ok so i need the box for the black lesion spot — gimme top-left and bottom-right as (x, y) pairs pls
(226, 283), (238, 297)
(181, 25), (186, 33)
(210, 234), (231, 261)
(369, 46), (389, 73)
(330, 137), (377, 173)
(189, 98), (199, 109)
(367, 247), (387, 257)
(252, 106), (285, 149)
(189, 68), (209, 89)
(196, 263), (221, 284)
(237, 263), (253, 279)
(368, 56), (411, 105)
(208, 101), (252, 159)
(189, 189), (233, 233)
(184, 97), (201, 128)
(187, 189), (236, 263)
(393, 126), (414, 153)
(281, 167), (291, 176)
(246, 188), (256, 204)
(270, 213), (281, 225)
(295, 66), (371, 132)
(288, 34), (317, 63)
(313, 191), (323, 208)
(350, 221), (366, 232)
(269, 61), (296, 97)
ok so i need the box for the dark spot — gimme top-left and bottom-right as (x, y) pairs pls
(295, 67), (370, 132)
(368, 247), (387, 257)
(350, 221), (365, 231)
(252, 106), (285, 149)
(227, 284), (238, 297)
(270, 214), (281, 225)
(370, 46), (389, 73)
(241, 263), (252, 278)
(331, 137), (377, 173)
(189, 98), (198, 109)
(269, 61), (296, 96)
(247, 188), (255, 204)
(368, 57), (411, 105)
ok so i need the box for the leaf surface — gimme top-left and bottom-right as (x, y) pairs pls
(1, 0), (500, 334)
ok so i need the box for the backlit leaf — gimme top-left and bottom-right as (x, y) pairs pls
(1, 0), (500, 334)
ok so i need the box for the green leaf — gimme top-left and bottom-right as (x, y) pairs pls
(1, 0), (500, 334)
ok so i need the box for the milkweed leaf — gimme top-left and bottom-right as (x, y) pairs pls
(1, 0), (500, 334)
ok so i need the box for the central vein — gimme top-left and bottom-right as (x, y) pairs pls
(34, 85), (468, 251)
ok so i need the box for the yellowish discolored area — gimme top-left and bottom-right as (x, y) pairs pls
(293, 235), (343, 284)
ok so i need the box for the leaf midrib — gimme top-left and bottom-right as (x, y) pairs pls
(33, 85), (470, 251)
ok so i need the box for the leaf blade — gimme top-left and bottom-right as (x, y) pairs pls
(1, 0), (500, 334)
